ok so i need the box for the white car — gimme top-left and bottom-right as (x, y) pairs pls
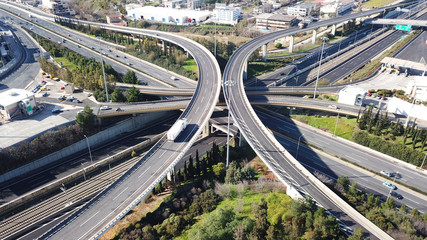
(328, 105), (338, 109)
(100, 106), (111, 110)
(380, 170), (393, 177)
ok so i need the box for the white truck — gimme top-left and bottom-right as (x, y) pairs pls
(167, 118), (188, 141)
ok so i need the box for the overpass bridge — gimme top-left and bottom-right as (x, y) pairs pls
(368, 18), (427, 27)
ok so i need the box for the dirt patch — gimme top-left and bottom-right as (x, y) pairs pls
(99, 191), (172, 240)
(248, 156), (277, 181)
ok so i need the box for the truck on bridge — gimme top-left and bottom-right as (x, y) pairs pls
(167, 118), (188, 141)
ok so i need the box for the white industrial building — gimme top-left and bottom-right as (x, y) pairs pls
(387, 97), (427, 122)
(320, 0), (354, 15)
(287, 2), (319, 17)
(41, 0), (75, 15)
(127, 6), (211, 25)
(213, 3), (241, 25)
(338, 86), (366, 106)
(0, 89), (37, 122)
(406, 76), (427, 102)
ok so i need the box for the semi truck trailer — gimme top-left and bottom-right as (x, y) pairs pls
(167, 118), (188, 141)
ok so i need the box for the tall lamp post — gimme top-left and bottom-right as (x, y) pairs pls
(420, 152), (427, 169)
(224, 80), (235, 168)
(84, 135), (93, 164)
(96, 36), (110, 102)
(296, 134), (305, 160)
(314, 37), (329, 99)
(60, 183), (71, 205)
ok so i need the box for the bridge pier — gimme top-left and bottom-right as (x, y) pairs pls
(243, 61), (248, 80)
(312, 30), (317, 44)
(262, 44), (268, 62)
(167, 166), (175, 182)
(331, 24), (336, 36)
(201, 122), (210, 138)
(289, 36), (294, 53)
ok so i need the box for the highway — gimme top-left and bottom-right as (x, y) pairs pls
(223, 4), (415, 239)
(0, 14), (40, 91)
(0, 2), (197, 89)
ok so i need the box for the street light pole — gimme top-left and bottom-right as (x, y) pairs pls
(314, 37), (329, 99)
(97, 36), (109, 102)
(214, 20), (217, 57)
(420, 152), (427, 169)
(334, 113), (339, 136)
(224, 80), (235, 168)
(296, 134), (305, 160)
(84, 135), (93, 164)
(60, 183), (70, 205)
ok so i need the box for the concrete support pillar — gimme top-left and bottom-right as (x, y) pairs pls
(331, 24), (336, 36)
(312, 30), (317, 44)
(262, 44), (267, 62)
(243, 60), (248, 80)
(238, 132), (247, 147)
(289, 36), (294, 53)
(161, 40), (166, 53)
(201, 122), (210, 138)
(167, 166), (175, 182)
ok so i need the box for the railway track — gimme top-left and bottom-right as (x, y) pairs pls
(0, 155), (143, 239)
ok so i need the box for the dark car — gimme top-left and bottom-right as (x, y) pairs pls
(391, 191), (403, 199)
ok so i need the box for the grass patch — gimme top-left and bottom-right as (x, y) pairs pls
(363, 0), (396, 7)
(182, 59), (198, 74)
(291, 114), (358, 140)
(54, 57), (79, 70)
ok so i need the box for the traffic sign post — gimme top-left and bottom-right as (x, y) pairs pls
(396, 25), (411, 31)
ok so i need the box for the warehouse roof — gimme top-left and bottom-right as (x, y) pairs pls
(0, 89), (34, 107)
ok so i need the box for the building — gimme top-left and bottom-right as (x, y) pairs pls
(287, 2), (318, 17)
(256, 13), (298, 30)
(0, 89), (37, 122)
(213, 3), (241, 25)
(127, 6), (211, 25)
(338, 86), (366, 106)
(387, 97), (427, 122)
(406, 76), (427, 102)
(320, 0), (354, 15)
(164, 0), (184, 8)
(187, 0), (201, 10)
(253, 4), (273, 14)
(41, 0), (75, 16)
(106, 14), (122, 24)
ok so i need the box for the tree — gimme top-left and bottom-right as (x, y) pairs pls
(188, 155), (195, 179)
(122, 70), (138, 84)
(126, 86), (140, 102)
(110, 88), (125, 102)
(195, 150), (201, 177)
(274, 42), (282, 49)
(212, 162), (226, 178)
(76, 105), (95, 128)
(348, 228), (364, 240)
(336, 176), (350, 192)
(250, 199), (269, 240)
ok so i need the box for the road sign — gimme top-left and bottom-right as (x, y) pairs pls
(396, 25), (411, 31)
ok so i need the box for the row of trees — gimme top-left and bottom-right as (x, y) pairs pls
(54, 19), (197, 80)
(356, 105), (427, 167)
(331, 176), (427, 239)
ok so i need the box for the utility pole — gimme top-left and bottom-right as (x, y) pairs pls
(314, 37), (329, 99)
(224, 80), (235, 168)
(97, 36), (109, 102)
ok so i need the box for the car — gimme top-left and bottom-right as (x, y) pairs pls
(78, 38), (81, 41)
(77, 109), (84, 114)
(47, 37), (51, 39)
(367, 92), (372, 97)
(90, 46), (94, 50)
(116, 55), (119, 57)
(109, 49), (112, 52)
(377, 95), (382, 99)
(328, 105), (338, 109)
(60, 86), (65, 90)
(116, 107), (123, 112)
(380, 170), (393, 177)
(41, 80), (47, 84)
(390, 191), (403, 199)
(58, 96), (65, 101)
(51, 108), (62, 113)
(280, 72), (285, 76)
(383, 181), (397, 190)
(382, 96), (387, 100)
(42, 92), (47, 97)
(67, 34), (71, 37)
(77, 45), (81, 48)
(171, 76), (178, 80)
(127, 62), (132, 66)
(86, 92), (93, 97)
(100, 106), (111, 110)
(73, 99), (82, 103)
(123, 56), (127, 59)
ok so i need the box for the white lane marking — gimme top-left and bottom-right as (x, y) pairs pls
(113, 187), (129, 201)
(138, 166), (151, 179)
(80, 211), (99, 227)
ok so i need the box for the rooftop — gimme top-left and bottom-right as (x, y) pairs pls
(0, 89), (34, 107)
